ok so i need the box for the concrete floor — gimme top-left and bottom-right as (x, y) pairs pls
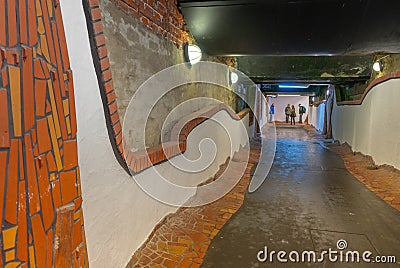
(202, 126), (400, 267)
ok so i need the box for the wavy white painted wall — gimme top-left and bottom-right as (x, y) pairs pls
(60, 1), (250, 267)
(308, 103), (325, 132)
(332, 79), (400, 169)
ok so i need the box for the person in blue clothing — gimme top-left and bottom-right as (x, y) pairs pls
(269, 103), (275, 123)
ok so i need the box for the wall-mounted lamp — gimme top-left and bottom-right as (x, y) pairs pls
(373, 61), (382, 72)
(230, 71), (239, 84)
(372, 55), (390, 73)
(312, 96), (315, 102)
(184, 43), (202, 65)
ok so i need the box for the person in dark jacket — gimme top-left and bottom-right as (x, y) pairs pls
(298, 104), (306, 123)
(285, 104), (291, 123)
(290, 105), (296, 125)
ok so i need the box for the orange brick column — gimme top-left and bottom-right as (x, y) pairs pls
(0, 0), (88, 266)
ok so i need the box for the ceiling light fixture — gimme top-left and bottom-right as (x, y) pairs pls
(277, 94), (302, 97)
(184, 43), (202, 65)
(278, 84), (309, 89)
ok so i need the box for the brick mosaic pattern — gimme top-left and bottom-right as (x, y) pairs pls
(0, 0), (88, 266)
(338, 70), (400, 105)
(126, 140), (261, 268)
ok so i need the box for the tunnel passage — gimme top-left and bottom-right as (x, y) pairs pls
(2, 0), (398, 266)
(202, 126), (400, 267)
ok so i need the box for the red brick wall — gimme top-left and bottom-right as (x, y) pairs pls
(0, 0), (88, 266)
(112, 0), (194, 46)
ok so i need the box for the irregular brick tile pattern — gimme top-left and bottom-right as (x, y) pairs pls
(303, 125), (400, 212)
(126, 140), (261, 268)
(0, 0), (88, 266)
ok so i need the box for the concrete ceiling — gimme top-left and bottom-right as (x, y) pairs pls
(179, 0), (400, 56)
(236, 56), (373, 84)
(178, 0), (399, 85)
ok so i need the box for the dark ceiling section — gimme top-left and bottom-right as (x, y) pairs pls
(237, 56), (373, 84)
(179, 0), (400, 87)
(179, 0), (400, 56)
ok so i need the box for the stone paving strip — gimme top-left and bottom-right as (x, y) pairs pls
(303, 125), (400, 212)
(126, 141), (261, 268)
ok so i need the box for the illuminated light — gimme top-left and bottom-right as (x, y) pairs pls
(184, 43), (202, 65)
(230, 72), (239, 84)
(326, 89), (330, 96)
(373, 61), (381, 72)
(312, 97), (315, 102)
(278, 84), (310, 89)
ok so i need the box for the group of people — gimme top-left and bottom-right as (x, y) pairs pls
(284, 104), (306, 125)
(269, 103), (306, 125)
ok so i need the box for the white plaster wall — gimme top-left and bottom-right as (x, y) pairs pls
(60, 2), (250, 267)
(61, 2), (175, 267)
(309, 103), (325, 132)
(332, 79), (400, 169)
(162, 112), (249, 188)
(261, 98), (267, 127)
(267, 96), (309, 122)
